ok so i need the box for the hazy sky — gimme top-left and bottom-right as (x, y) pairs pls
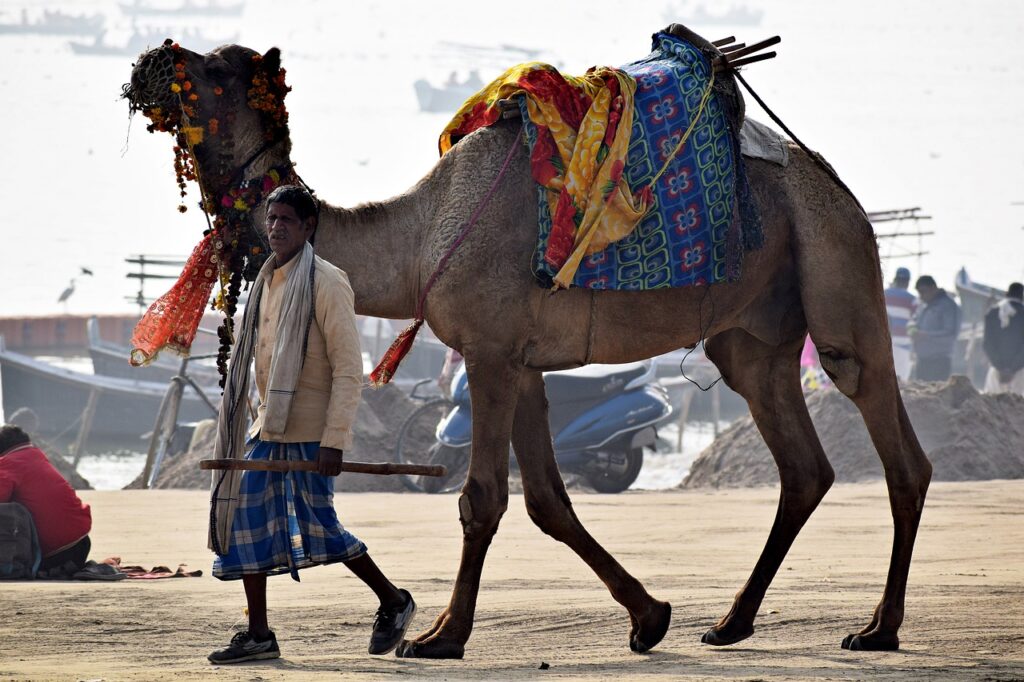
(1, 0), (1022, 317)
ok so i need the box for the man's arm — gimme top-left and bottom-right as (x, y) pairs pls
(317, 268), (364, 474)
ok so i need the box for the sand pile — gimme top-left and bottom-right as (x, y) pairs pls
(683, 376), (1024, 488)
(132, 383), (417, 491)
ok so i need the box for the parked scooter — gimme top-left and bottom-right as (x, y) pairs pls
(393, 361), (672, 494)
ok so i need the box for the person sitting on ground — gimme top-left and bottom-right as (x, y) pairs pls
(0, 425), (92, 578)
(982, 282), (1024, 395)
(207, 185), (416, 664)
(908, 275), (961, 382)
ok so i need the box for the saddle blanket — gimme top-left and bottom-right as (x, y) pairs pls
(439, 31), (762, 291)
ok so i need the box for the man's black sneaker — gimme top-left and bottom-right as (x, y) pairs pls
(368, 589), (416, 655)
(208, 630), (280, 664)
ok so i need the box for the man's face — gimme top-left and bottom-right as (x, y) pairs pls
(266, 202), (314, 265)
(916, 284), (938, 302)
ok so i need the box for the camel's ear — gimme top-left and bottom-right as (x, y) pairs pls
(261, 47), (281, 74)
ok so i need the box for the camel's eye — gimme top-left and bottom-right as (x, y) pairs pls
(205, 57), (233, 83)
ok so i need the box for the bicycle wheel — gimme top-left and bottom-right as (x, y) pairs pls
(394, 398), (467, 493)
(142, 380), (184, 489)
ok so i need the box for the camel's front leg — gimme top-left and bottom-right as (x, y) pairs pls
(512, 370), (671, 653)
(396, 352), (521, 659)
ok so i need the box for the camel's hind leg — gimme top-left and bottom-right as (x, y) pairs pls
(838, 382), (930, 651)
(511, 369), (671, 653)
(795, 196), (933, 650)
(807, 324), (932, 651)
(701, 327), (835, 646)
(396, 350), (521, 659)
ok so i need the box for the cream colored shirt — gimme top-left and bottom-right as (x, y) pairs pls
(247, 254), (363, 450)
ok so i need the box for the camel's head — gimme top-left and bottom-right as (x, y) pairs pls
(123, 41), (296, 343)
(123, 41), (291, 195)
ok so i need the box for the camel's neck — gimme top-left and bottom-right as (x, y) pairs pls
(220, 141), (432, 319)
(315, 191), (431, 319)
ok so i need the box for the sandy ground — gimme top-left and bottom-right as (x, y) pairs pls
(1, 480), (1022, 681)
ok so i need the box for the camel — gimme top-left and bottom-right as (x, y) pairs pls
(124, 28), (932, 659)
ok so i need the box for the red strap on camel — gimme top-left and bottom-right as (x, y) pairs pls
(369, 131), (523, 386)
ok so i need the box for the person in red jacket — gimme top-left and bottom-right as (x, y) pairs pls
(0, 424), (92, 576)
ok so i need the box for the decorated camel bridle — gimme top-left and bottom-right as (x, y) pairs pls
(124, 41), (307, 384)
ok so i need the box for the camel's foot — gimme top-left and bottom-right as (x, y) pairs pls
(841, 630), (899, 651)
(394, 637), (465, 659)
(628, 600), (672, 653)
(700, 619), (754, 646)
(394, 609), (467, 659)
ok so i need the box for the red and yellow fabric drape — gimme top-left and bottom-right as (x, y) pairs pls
(439, 62), (649, 289)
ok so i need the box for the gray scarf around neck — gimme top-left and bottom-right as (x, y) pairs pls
(208, 241), (316, 554)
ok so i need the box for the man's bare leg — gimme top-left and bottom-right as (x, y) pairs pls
(344, 553), (404, 608)
(242, 573), (270, 639)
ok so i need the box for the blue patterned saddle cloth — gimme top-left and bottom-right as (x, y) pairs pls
(527, 32), (761, 290)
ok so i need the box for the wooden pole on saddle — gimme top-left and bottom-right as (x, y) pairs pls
(199, 459), (447, 477)
(711, 35), (781, 72)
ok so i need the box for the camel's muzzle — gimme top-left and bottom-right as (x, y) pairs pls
(123, 45), (180, 113)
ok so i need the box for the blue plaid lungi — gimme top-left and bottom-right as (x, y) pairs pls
(212, 439), (367, 582)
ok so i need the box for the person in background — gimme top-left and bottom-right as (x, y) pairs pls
(982, 282), (1024, 395)
(0, 425), (92, 577)
(908, 275), (962, 382)
(884, 267), (916, 381)
(437, 347), (464, 399)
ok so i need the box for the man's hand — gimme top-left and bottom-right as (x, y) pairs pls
(316, 447), (344, 476)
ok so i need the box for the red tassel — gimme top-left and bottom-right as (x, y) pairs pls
(369, 319), (424, 387)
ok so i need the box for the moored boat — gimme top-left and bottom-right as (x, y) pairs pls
(0, 337), (217, 442)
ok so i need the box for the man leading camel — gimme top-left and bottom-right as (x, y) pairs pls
(207, 185), (415, 664)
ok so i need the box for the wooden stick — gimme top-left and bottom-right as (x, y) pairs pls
(720, 36), (781, 62)
(711, 36), (736, 47)
(726, 51), (778, 69)
(199, 459), (447, 477)
(720, 43), (747, 54)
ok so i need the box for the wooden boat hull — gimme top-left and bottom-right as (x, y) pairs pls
(0, 342), (217, 440)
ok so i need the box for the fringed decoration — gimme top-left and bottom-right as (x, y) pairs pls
(129, 233), (219, 366)
(369, 319), (424, 387)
